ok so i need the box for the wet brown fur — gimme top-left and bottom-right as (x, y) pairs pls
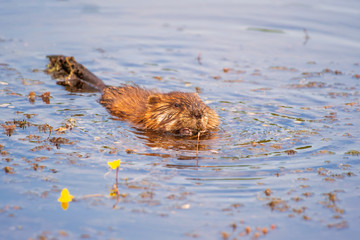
(99, 85), (219, 135)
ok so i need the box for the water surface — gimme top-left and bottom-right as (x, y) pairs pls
(1, 0), (360, 239)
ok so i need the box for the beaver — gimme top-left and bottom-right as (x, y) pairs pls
(46, 55), (219, 136)
(100, 85), (219, 136)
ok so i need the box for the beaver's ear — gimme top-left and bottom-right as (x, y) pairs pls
(147, 94), (162, 105)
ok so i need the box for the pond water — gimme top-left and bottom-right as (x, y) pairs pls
(1, 0), (360, 239)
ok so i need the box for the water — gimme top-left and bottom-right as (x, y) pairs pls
(1, 0), (359, 239)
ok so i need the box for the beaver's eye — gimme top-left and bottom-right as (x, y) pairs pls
(174, 103), (182, 108)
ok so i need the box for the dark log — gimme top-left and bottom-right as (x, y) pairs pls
(46, 55), (106, 92)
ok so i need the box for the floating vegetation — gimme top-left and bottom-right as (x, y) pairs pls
(41, 92), (51, 104)
(27, 91), (52, 104)
(3, 166), (15, 174)
(247, 27), (285, 33)
(1, 123), (16, 136)
(30, 144), (52, 152)
(345, 150), (360, 156)
(49, 137), (74, 149)
(13, 119), (32, 129)
(55, 118), (77, 133)
(28, 91), (35, 103)
(38, 123), (53, 135)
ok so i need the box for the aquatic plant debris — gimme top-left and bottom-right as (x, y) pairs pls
(247, 27), (285, 33)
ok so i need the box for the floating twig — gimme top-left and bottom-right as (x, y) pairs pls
(303, 28), (310, 45)
(197, 52), (202, 65)
(196, 132), (200, 167)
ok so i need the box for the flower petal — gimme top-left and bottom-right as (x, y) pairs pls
(58, 188), (74, 203)
(107, 159), (121, 169)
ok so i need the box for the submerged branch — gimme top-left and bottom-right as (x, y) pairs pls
(46, 55), (106, 92)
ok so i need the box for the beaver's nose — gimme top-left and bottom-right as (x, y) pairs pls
(196, 119), (205, 132)
(193, 110), (202, 119)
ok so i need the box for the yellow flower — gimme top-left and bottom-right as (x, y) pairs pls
(107, 159), (121, 170)
(58, 188), (74, 203)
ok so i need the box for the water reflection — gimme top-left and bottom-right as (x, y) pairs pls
(131, 128), (218, 151)
(130, 128), (220, 167)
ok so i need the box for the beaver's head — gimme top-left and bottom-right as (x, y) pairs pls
(144, 92), (219, 136)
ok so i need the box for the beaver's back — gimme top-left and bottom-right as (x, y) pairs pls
(100, 85), (153, 123)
